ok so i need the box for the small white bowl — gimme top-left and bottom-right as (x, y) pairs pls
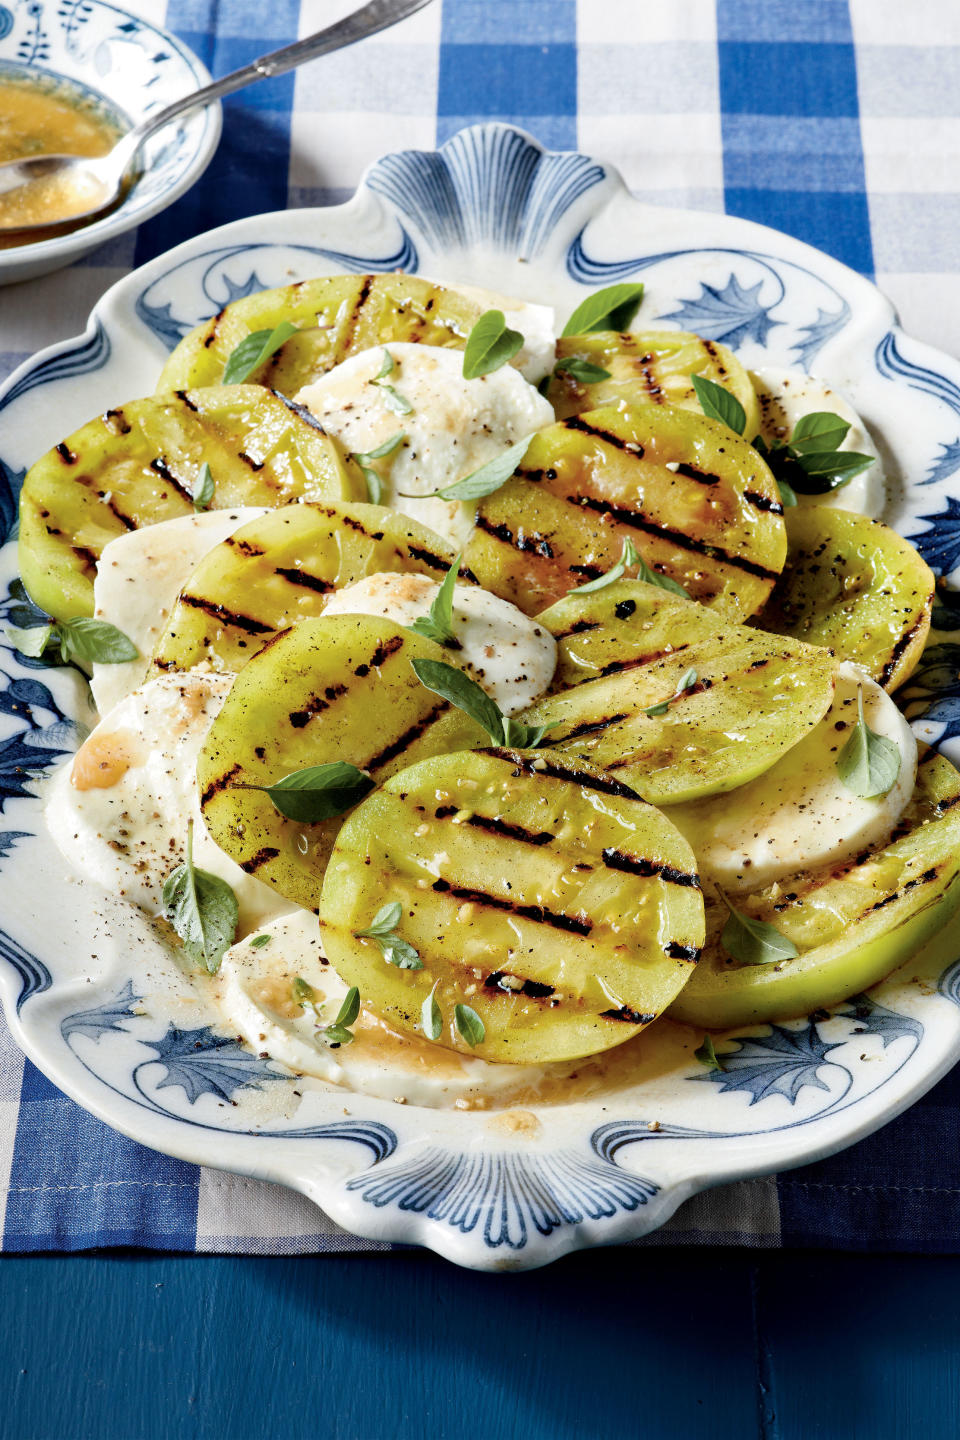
(0, 0), (220, 285)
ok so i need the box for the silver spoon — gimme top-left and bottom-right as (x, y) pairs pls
(0, 0), (434, 234)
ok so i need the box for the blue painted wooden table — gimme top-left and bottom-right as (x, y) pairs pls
(2, 1248), (958, 1438)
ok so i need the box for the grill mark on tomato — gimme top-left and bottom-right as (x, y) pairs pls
(600, 1005), (655, 1024)
(552, 619), (600, 639)
(340, 274), (374, 354)
(224, 536), (266, 558)
(148, 456), (193, 503)
(666, 941), (701, 961)
(554, 713), (630, 743)
(71, 471), (138, 531)
(567, 495), (780, 582)
(599, 643), (690, 677)
(289, 682), (348, 729)
(935, 791), (960, 815)
(174, 390), (200, 412)
(364, 699), (451, 769)
(485, 748), (642, 800)
(674, 463), (719, 487)
(55, 442), (77, 464)
(406, 544), (454, 575)
(463, 814), (556, 846)
(602, 847), (701, 888)
(353, 635), (404, 677)
(878, 614), (928, 689)
(240, 846), (280, 874)
(563, 415), (646, 457)
(273, 566), (333, 594)
(72, 544), (99, 573)
(570, 562), (604, 581)
(743, 489), (784, 516)
(484, 971), (556, 998)
(431, 878), (592, 935)
(238, 451), (264, 471)
(178, 592), (274, 634)
(200, 761), (243, 808)
(274, 390), (327, 432)
(102, 407), (132, 434)
(203, 309), (225, 348)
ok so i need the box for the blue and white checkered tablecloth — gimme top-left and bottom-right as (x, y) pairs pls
(3, 0), (960, 1254)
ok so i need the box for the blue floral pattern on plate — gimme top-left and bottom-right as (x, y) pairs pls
(0, 124), (959, 1268)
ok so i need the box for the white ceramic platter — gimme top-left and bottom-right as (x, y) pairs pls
(2, 124), (960, 1271)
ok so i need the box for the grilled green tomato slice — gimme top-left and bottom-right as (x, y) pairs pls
(670, 748), (960, 1030)
(318, 747), (705, 1064)
(546, 329), (760, 435)
(18, 386), (361, 623)
(760, 506), (935, 692)
(197, 617), (485, 910)
(150, 501), (464, 677)
(519, 631), (836, 805)
(156, 274), (481, 394)
(536, 578), (740, 689)
(464, 403), (786, 619)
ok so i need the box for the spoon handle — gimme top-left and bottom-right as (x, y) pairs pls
(121, 0), (434, 161)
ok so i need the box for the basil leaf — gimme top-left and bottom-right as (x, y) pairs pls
(358, 901), (403, 937)
(162, 822), (238, 974)
(562, 283), (645, 337)
(644, 699), (670, 718)
(836, 685), (902, 799)
(633, 554), (690, 599)
(422, 981), (442, 1041)
(56, 617), (138, 666)
(193, 462), (214, 511)
(691, 374), (746, 436)
(677, 666), (698, 693)
(250, 934), (271, 949)
(720, 897), (798, 966)
(410, 657), (505, 744)
(775, 476), (798, 508)
(222, 321), (299, 385)
(370, 348), (413, 414)
(462, 310), (524, 380)
(695, 1034), (725, 1072)
(380, 936), (423, 970)
(351, 431), (406, 503)
(407, 556), (461, 648)
(553, 356), (612, 384)
(501, 715), (560, 748)
(6, 623), (53, 658)
(235, 761), (373, 822)
(573, 539), (640, 594)
(422, 435), (534, 503)
(335, 985), (361, 1028)
(324, 1024), (355, 1048)
(643, 668), (698, 718)
(292, 976), (316, 1004)
(454, 1002), (485, 1047)
(790, 411), (851, 452)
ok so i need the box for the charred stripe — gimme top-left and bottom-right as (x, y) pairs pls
(289, 682), (348, 729)
(564, 415), (646, 457)
(240, 846), (281, 874)
(484, 748), (642, 800)
(200, 761), (243, 808)
(484, 971), (556, 998)
(568, 494), (780, 582)
(273, 565), (334, 594)
(179, 593), (275, 634)
(364, 699), (451, 769)
(431, 878), (592, 935)
(148, 456), (193, 503)
(600, 1006), (655, 1024)
(602, 847), (701, 888)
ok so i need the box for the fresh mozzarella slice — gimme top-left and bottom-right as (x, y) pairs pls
(294, 343), (554, 547)
(215, 911), (565, 1108)
(751, 367), (885, 519)
(91, 508), (269, 716)
(667, 663), (917, 891)
(321, 570), (556, 714)
(439, 279), (556, 384)
(46, 672), (292, 936)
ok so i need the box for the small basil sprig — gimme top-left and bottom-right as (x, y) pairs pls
(643, 666), (698, 718)
(553, 355), (612, 384)
(7, 615), (138, 667)
(193, 462), (215, 511)
(222, 321), (298, 385)
(294, 976), (361, 1047)
(162, 820), (238, 974)
(411, 657), (558, 748)
(422, 981), (443, 1041)
(356, 901), (422, 970)
(454, 1003), (485, 1047)
(573, 538), (641, 594)
(836, 685), (902, 799)
(407, 434), (534, 503)
(462, 310), (523, 380)
(407, 557), (462, 648)
(694, 1034), (725, 1072)
(250, 934), (271, 950)
(231, 761), (374, 823)
(370, 349), (413, 415)
(561, 283), (645, 337)
(350, 432), (406, 505)
(719, 892), (799, 966)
